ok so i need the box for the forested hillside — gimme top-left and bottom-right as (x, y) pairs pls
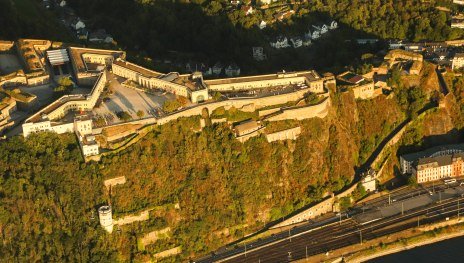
(64, 0), (463, 73)
(3, 71), (457, 260)
(0, 0), (70, 40)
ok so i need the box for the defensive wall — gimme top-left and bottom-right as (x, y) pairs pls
(152, 246), (182, 259)
(139, 227), (171, 247)
(113, 210), (149, 226)
(0, 40), (14, 51)
(103, 176), (127, 190)
(266, 126), (301, 142)
(271, 182), (358, 228)
(265, 97), (330, 121)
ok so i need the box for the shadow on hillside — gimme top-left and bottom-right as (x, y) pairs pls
(397, 128), (464, 156)
(69, 0), (385, 76)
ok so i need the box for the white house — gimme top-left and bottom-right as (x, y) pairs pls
(225, 63), (240, 77)
(258, 20), (267, 30)
(212, 62), (224, 75)
(290, 37), (303, 48)
(313, 24), (328, 35)
(270, 36), (290, 49)
(60, 0), (67, 7)
(302, 36), (312, 46)
(252, 47), (266, 61)
(329, 20), (338, 30)
(389, 40), (404, 49)
(200, 63), (212, 76)
(71, 18), (86, 31)
(311, 30), (320, 40)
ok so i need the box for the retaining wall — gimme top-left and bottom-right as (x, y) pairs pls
(113, 210), (149, 226)
(266, 126), (301, 142)
(266, 97), (330, 121)
(103, 176), (126, 190)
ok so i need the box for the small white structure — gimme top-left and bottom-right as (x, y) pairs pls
(258, 20), (267, 30)
(388, 40), (404, 49)
(313, 24), (328, 35)
(59, 0), (66, 7)
(361, 169), (377, 192)
(241, 6), (254, 16)
(225, 63), (240, 77)
(329, 20), (338, 30)
(302, 36), (312, 46)
(98, 206), (114, 233)
(290, 37), (303, 48)
(71, 18), (86, 31)
(212, 62), (223, 75)
(252, 47), (266, 61)
(270, 36), (290, 49)
(311, 30), (320, 40)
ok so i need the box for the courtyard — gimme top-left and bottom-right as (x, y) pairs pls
(0, 54), (22, 75)
(92, 73), (174, 126)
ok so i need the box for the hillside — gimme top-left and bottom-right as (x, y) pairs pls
(0, 0), (71, 40)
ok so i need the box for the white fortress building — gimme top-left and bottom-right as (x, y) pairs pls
(112, 59), (209, 103)
(98, 205), (114, 233)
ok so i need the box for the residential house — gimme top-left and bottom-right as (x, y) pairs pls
(290, 37), (303, 48)
(212, 62), (224, 75)
(311, 30), (320, 40)
(312, 24), (328, 35)
(451, 16), (464, 29)
(241, 6), (253, 16)
(71, 18), (85, 31)
(302, 36), (312, 46)
(388, 40), (404, 49)
(76, 28), (88, 40)
(199, 63), (212, 76)
(258, 20), (267, 30)
(274, 10), (295, 21)
(89, 29), (113, 44)
(252, 47), (266, 61)
(452, 53), (464, 70)
(329, 20), (338, 30)
(225, 63), (240, 77)
(270, 36), (290, 49)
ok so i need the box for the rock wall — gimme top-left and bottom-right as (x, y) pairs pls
(265, 127), (301, 142)
(152, 246), (182, 259)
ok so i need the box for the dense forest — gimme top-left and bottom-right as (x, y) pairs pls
(0, 0), (71, 41)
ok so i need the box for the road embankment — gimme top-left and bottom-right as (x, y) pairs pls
(295, 218), (464, 263)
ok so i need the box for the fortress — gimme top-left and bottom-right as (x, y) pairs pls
(2, 39), (340, 158)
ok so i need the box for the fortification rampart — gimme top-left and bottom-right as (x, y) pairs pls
(113, 210), (149, 226)
(103, 176), (126, 190)
(266, 127), (301, 142)
(265, 97), (330, 121)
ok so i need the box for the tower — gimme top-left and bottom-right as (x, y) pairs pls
(98, 205), (113, 233)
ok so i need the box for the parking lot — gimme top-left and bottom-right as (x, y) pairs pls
(92, 73), (174, 125)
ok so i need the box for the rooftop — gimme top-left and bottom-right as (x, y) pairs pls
(69, 47), (125, 73)
(113, 59), (162, 78)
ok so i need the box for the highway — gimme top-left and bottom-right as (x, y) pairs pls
(195, 182), (464, 263)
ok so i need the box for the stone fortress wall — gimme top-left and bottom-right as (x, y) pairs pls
(266, 126), (302, 142)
